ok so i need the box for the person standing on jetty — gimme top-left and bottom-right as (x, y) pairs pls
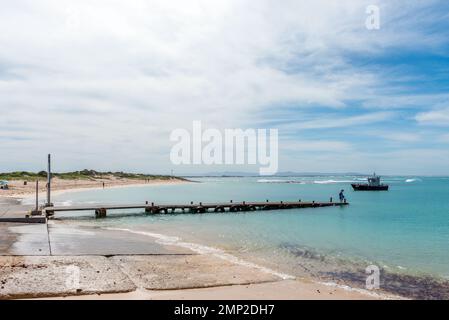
(339, 189), (346, 203)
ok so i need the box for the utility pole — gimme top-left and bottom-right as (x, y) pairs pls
(46, 154), (52, 207)
(35, 180), (39, 211)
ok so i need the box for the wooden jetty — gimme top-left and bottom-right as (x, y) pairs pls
(44, 200), (348, 218)
(31, 156), (347, 220)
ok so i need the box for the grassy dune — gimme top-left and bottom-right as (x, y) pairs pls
(0, 169), (186, 181)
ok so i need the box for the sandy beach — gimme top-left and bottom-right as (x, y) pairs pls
(0, 176), (189, 199)
(40, 279), (382, 300)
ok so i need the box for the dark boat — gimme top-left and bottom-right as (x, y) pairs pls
(351, 173), (389, 191)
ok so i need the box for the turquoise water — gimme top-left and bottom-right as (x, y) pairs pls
(50, 176), (449, 297)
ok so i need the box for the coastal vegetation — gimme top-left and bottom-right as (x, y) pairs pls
(0, 169), (186, 181)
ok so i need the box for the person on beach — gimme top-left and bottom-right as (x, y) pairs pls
(339, 189), (345, 202)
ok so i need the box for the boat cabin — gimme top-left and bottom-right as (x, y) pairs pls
(367, 174), (381, 187)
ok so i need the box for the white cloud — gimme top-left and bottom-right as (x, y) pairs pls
(438, 133), (449, 143)
(377, 132), (422, 143)
(416, 107), (449, 126)
(363, 94), (449, 110)
(284, 111), (395, 130)
(280, 148), (449, 175)
(281, 139), (353, 152)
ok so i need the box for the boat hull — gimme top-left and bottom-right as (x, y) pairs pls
(351, 184), (389, 191)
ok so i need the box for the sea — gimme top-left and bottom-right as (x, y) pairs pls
(38, 175), (449, 299)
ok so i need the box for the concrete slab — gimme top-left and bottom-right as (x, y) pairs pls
(48, 223), (193, 256)
(5, 224), (50, 255)
(0, 254), (295, 299)
(111, 255), (280, 290)
(0, 256), (136, 299)
(0, 223), (17, 254)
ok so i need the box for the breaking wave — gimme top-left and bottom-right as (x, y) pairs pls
(313, 180), (355, 184)
(405, 178), (421, 183)
(257, 179), (305, 184)
(105, 227), (295, 280)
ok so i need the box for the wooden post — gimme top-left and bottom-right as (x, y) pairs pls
(30, 180), (42, 216)
(95, 208), (107, 218)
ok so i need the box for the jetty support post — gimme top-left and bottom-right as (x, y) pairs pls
(145, 206), (156, 214)
(30, 180), (43, 216)
(95, 208), (107, 218)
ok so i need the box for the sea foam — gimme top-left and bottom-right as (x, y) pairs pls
(105, 227), (295, 280)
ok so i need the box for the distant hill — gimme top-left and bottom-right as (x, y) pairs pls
(182, 171), (368, 177)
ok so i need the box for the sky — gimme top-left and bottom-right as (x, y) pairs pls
(1, 0), (449, 175)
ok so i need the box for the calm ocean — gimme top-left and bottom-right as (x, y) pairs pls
(49, 176), (449, 298)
